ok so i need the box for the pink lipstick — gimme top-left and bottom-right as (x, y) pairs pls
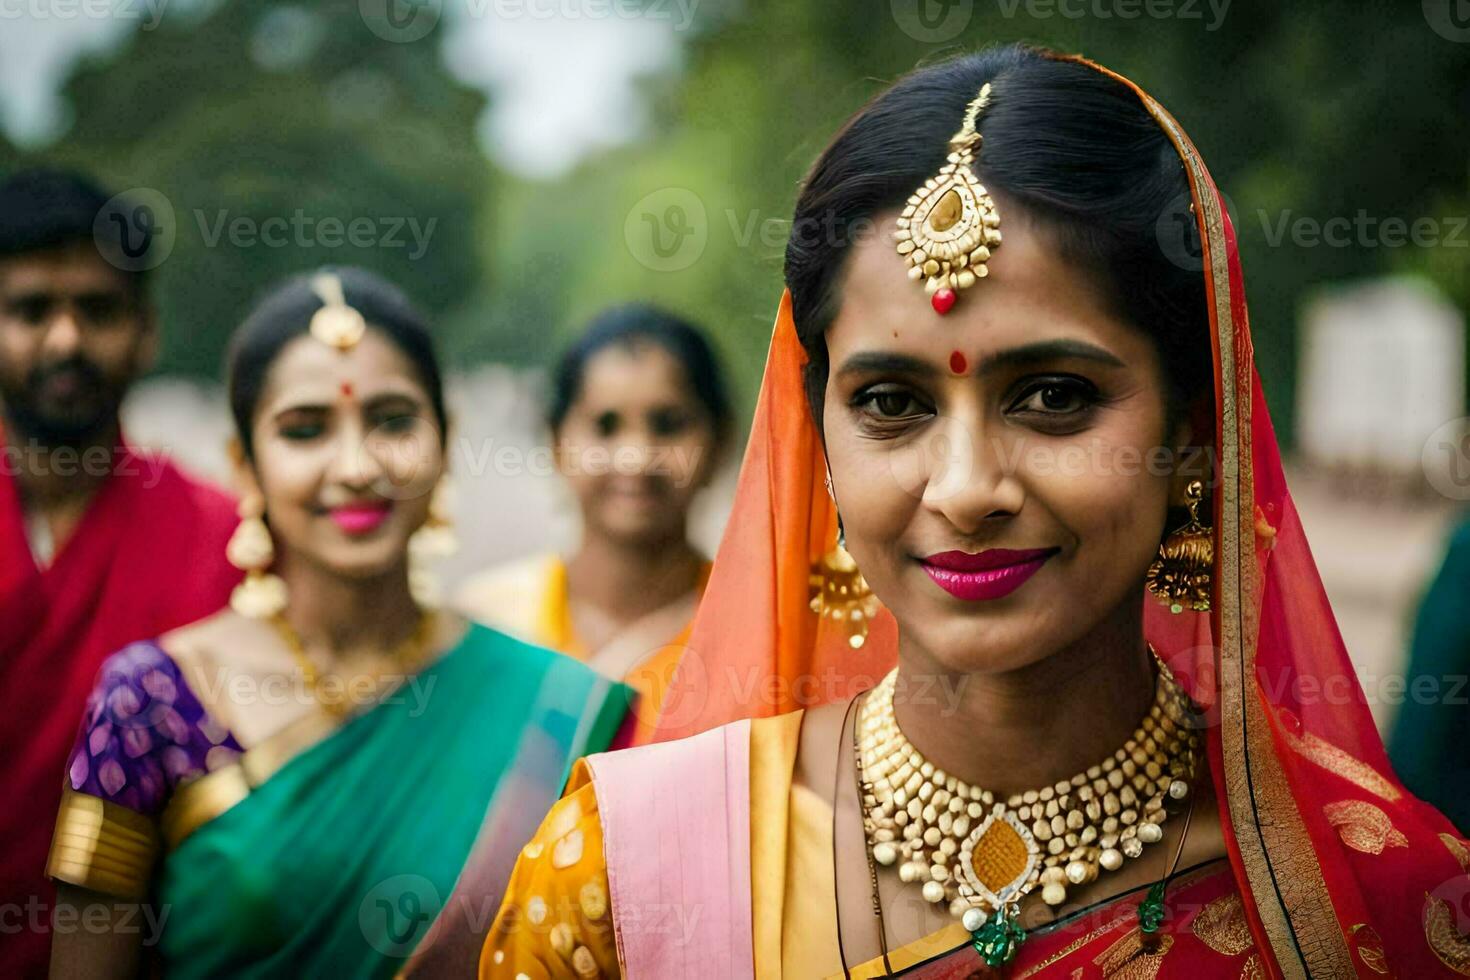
(329, 501), (392, 535)
(919, 547), (1058, 601)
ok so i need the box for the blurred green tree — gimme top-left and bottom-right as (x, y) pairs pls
(475, 0), (1470, 443)
(11, 0), (491, 378)
(10, 0), (1467, 447)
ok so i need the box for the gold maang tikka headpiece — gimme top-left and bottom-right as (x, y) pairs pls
(309, 272), (367, 350)
(895, 82), (1003, 315)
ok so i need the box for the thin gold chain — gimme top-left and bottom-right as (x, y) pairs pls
(270, 608), (434, 716)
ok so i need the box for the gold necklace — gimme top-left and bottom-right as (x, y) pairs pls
(270, 608), (434, 717)
(855, 648), (1200, 964)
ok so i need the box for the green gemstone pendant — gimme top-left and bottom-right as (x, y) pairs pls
(971, 904), (1026, 968)
(1137, 881), (1168, 934)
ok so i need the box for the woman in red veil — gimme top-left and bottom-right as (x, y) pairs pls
(480, 45), (1470, 978)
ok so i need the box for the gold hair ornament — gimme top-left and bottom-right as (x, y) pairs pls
(309, 272), (367, 351)
(895, 82), (1003, 315)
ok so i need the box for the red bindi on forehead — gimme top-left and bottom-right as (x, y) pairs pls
(339, 381), (354, 398)
(949, 350), (968, 375)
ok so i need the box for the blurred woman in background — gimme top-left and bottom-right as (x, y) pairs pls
(47, 268), (628, 979)
(458, 303), (731, 745)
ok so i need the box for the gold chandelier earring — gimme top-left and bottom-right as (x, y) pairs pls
(409, 479), (458, 605)
(809, 520), (881, 649)
(1146, 479), (1214, 614)
(227, 493), (288, 618)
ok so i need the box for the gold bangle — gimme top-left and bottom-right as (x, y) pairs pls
(47, 788), (159, 900)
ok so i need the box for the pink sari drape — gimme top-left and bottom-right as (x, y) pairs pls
(585, 720), (755, 979)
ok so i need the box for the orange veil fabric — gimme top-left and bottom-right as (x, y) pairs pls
(652, 55), (1470, 979)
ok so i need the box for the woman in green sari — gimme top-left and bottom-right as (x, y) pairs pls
(46, 267), (629, 978)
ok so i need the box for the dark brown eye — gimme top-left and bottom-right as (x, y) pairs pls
(648, 407), (692, 437)
(75, 293), (131, 325)
(1013, 379), (1096, 415)
(595, 411), (620, 437)
(854, 385), (931, 423)
(6, 295), (54, 325)
(873, 392), (915, 417)
(280, 422), (325, 441)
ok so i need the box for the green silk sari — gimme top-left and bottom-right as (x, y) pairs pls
(156, 623), (628, 977)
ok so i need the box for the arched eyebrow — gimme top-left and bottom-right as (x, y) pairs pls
(835, 339), (1125, 381)
(978, 339), (1126, 373)
(834, 352), (936, 380)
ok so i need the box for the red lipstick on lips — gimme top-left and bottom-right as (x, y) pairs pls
(329, 501), (392, 535)
(919, 547), (1058, 601)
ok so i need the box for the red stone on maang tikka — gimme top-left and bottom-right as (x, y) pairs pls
(896, 83), (1004, 316)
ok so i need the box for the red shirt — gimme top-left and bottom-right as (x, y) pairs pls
(0, 434), (238, 977)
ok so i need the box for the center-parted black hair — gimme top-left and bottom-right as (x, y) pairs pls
(548, 302), (733, 442)
(226, 266), (448, 459)
(785, 45), (1211, 430)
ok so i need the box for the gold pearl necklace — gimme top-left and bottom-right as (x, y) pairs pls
(856, 650), (1199, 934)
(270, 609), (435, 717)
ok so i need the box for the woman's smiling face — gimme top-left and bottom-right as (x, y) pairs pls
(821, 204), (1190, 675)
(244, 329), (445, 581)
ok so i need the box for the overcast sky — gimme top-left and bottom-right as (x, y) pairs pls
(0, 3), (685, 178)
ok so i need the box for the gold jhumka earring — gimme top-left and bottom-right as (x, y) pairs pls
(895, 82), (1004, 315)
(227, 493), (288, 618)
(1146, 479), (1214, 614)
(809, 524), (881, 649)
(409, 479), (458, 605)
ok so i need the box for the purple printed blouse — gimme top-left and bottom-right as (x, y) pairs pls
(66, 641), (243, 816)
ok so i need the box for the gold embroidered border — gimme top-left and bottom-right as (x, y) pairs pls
(1086, 65), (1355, 979)
(1284, 729), (1402, 802)
(1013, 913), (1132, 979)
(47, 788), (159, 900)
(162, 709), (339, 848)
